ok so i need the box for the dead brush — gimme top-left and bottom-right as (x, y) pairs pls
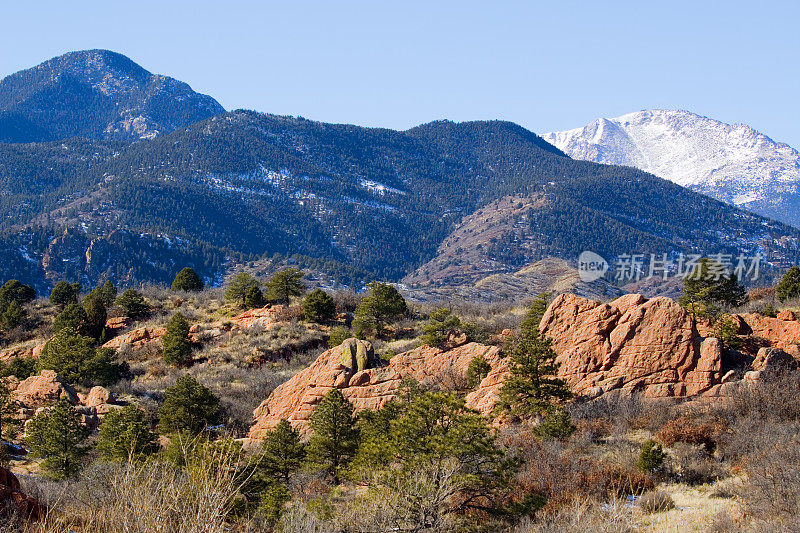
(20, 436), (261, 533)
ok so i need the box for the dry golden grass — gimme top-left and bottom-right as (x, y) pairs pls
(17, 437), (255, 533)
(636, 481), (742, 532)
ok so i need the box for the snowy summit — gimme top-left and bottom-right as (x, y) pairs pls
(543, 109), (800, 228)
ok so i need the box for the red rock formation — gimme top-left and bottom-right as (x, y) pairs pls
(392, 343), (501, 393)
(12, 371), (120, 428)
(0, 342), (42, 362)
(232, 305), (288, 329)
(11, 370), (79, 410)
(249, 339), (400, 438)
(248, 294), (800, 441)
(539, 294), (722, 397)
(738, 312), (800, 357)
(101, 326), (165, 350)
(81, 385), (116, 407)
(249, 340), (502, 438)
(0, 466), (44, 521)
(751, 347), (798, 371)
(105, 316), (132, 333)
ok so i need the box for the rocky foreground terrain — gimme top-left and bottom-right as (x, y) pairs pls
(5, 291), (797, 449)
(246, 293), (800, 441)
(0, 277), (798, 531)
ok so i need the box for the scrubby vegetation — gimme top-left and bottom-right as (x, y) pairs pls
(0, 265), (798, 532)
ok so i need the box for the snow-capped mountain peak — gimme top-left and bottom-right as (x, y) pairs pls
(543, 109), (800, 227)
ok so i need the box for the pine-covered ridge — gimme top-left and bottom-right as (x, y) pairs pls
(0, 53), (798, 292)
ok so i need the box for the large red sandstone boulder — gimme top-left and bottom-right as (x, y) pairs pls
(11, 370), (79, 410)
(232, 305), (288, 329)
(104, 316), (132, 333)
(539, 293), (723, 397)
(752, 347), (798, 371)
(0, 466), (44, 521)
(102, 326), (165, 350)
(11, 372), (121, 428)
(248, 339), (502, 438)
(80, 386), (116, 407)
(249, 338), (401, 438)
(738, 312), (800, 357)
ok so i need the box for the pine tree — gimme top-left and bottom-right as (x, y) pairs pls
(265, 268), (305, 305)
(1, 300), (25, 331)
(49, 281), (80, 307)
(351, 387), (510, 523)
(24, 398), (90, 479)
(306, 389), (359, 484)
(302, 289), (336, 323)
(244, 286), (265, 308)
(420, 307), (462, 347)
(37, 329), (126, 386)
(679, 258), (747, 316)
(776, 266), (800, 301)
(52, 302), (86, 334)
(352, 282), (407, 338)
(258, 419), (306, 484)
(499, 295), (573, 419)
(158, 374), (221, 435)
(97, 280), (118, 307)
(82, 289), (107, 339)
(637, 439), (666, 473)
(162, 313), (192, 367)
(115, 289), (150, 318)
(171, 267), (204, 292)
(0, 280), (35, 310)
(225, 272), (260, 307)
(466, 354), (491, 389)
(96, 404), (158, 461)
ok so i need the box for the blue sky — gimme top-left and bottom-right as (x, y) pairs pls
(2, 0), (798, 146)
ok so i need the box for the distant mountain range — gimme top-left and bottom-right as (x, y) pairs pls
(0, 49), (224, 142)
(543, 110), (800, 228)
(0, 52), (798, 294)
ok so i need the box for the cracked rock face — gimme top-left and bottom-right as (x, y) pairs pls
(249, 293), (800, 441)
(247, 339), (502, 438)
(539, 293), (722, 397)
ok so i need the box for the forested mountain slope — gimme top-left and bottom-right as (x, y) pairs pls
(2, 109), (799, 293)
(0, 49), (224, 142)
(0, 52), (798, 293)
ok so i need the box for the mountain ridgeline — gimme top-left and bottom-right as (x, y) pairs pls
(0, 51), (798, 292)
(0, 49), (224, 142)
(544, 110), (800, 228)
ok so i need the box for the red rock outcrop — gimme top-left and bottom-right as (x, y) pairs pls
(11, 371), (121, 428)
(0, 341), (45, 362)
(0, 466), (44, 521)
(539, 294), (722, 397)
(105, 316), (132, 332)
(248, 294), (798, 441)
(738, 312), (800, 357)
(751, 347), (798, 371)
(11, 370), (79, 410)
(101, 326), (165, 350)
(249, 339), (399, 438)
(392, 342), (501, 393)
(232, 305), (288, 329)
(249, 339), (502, 438)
